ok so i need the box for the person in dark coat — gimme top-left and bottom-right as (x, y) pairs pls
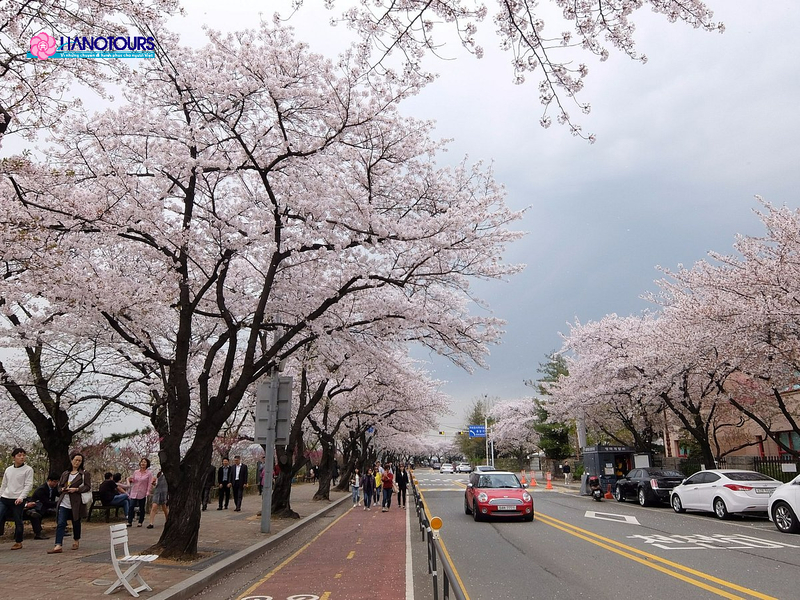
(396, 464), (410, 509)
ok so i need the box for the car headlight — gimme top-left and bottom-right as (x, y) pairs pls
(522, 492), (531, 502)
(478, 492), (488, 503)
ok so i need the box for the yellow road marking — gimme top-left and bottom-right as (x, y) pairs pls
(334, 573), (342, 579)
(347, 550), (355, 559)
(237, 507), (353, 599)
(321, 593), (331, 600)
(537, 513), (777, 600)
(416, 486), (472, 600)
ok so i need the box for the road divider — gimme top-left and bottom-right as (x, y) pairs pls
(536, 512), (777, 600)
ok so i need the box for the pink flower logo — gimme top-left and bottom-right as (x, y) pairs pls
(30, 32), (57, 60)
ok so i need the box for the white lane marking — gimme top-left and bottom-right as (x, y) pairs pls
(406, 496), (414, 600)
(585, 511), (640, 525)
(627, 533), (800, 550)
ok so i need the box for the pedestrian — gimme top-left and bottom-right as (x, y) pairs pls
(362, 467), (375, 511)
(98, 472), (130, 520)
(0, 448), (35, 550)
(217, 457), (233, 510)
(562, 462), (571, 485)
(147, 470), (168, 528)
(350, 468), (361, 507)
(231, 455), (248, 511)
(381, 464), (394, 512)
(374, 467), (382, 505)
(201, 463), (216, 511)
(256, 456), (265, 496)
(48, 451), (91, 553)
(396, 464), (409, 509)
(128, 457), (155, 527)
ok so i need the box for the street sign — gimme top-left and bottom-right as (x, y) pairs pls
(255, 375), (293, 446)
(468, 425), (486, 438)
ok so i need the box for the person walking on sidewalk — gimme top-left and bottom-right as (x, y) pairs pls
(381, 465), (394, 512)
(374, 466), (382, 505)
(128, 457), (155, 527)
(0, 447), (34, 550)
(562, 462), (571, 485)
(350, 468), (361, 507)
(48, 452), (91, 554)
(217, 457), (233, 510)
(147, 470), (168, 528)
(362, 467), (375, 510)
(231, 455), (248, 511)
(396, 464), (409, 509)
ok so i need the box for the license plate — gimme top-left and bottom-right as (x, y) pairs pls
(755, 488), (774, 495)
(496, 505), (516, 511)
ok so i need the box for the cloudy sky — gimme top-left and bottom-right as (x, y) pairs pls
(166, 1), (800, 433)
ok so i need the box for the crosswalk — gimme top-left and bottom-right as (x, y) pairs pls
(414, 475), (468, 491)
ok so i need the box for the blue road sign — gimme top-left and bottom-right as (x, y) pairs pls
(468, 425), (486, 438)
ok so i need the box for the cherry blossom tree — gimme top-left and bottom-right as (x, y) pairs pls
(304, 0), (724, 140)
(1, 22), (521, 557)
(489, 398), (540, 468)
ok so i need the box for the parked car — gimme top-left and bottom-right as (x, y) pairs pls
(440, 463), (455, 474)
(464, 471), (533, 522)
(614, 467), (685, 506)
(768, 473), (800, 533)
(474, 465), (497, 472)
(456, 463), (472, 473)
(670, 469), (782, 519)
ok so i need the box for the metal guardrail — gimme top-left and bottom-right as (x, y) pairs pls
(410, 476), (468, 600)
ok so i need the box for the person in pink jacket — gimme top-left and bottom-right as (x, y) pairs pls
(127, 458), (155, 527)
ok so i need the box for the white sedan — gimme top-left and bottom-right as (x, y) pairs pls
(670, 469), (782, 519)
(440, 463), (455, 474)
(768, 473), (800, 533)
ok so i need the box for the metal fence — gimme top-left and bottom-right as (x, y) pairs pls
(754, 455), (800, 483)
(410, 476), (468, 600)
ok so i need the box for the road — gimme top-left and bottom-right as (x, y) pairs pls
(415, 470), (800, 600)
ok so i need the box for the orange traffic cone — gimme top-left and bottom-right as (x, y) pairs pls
(604, 484), (614, 499)
(545, 472), (553, 490)
(520, 470), (527, 485)
(529, 474), (537, 487)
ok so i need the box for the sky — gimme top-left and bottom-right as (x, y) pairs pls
(7, 1), (799, 439)
(170, 1), (800, 433)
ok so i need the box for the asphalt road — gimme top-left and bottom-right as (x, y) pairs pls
(415, 471), (800, 600)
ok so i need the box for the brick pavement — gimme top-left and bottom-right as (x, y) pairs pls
(0, 483), (348, 600)
(237, 498), (408, 600)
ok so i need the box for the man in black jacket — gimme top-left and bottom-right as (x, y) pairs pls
(32, 473), (60, 518)
(395, 464), (410, 509)
(231, 455), (249, 512)
(217, 458), (233, 510)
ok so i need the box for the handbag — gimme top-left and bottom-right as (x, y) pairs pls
(81, 490), (93, 505)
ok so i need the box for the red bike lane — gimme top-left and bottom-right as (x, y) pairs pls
(238, 502), (407, 600)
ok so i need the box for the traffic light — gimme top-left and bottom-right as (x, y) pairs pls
(456, 431), (465, 435)
(438, 431), (446, 435)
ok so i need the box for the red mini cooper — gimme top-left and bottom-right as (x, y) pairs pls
(464, 470), (534, 522)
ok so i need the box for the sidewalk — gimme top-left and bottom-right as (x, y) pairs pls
(240, 498), (408, 600)
(0, 483), (348, 600)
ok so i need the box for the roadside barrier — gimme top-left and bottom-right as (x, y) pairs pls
(410, 476), (469, 600)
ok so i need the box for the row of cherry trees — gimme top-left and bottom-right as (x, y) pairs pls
(1, 0), (724, 559)
(548, 199), (800, 466)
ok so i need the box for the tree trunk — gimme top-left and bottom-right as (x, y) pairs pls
(313, 433), (337, 501)
(42, 432), (74, 475)
(150, 443), (211, 560)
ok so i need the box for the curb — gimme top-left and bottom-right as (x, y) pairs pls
(150, 494), (351, 600)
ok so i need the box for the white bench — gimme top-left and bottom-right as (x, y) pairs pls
(105, 523), (159, 597)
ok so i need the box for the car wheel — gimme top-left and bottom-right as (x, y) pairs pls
(772, 502), (800, 533)
(614, 486), (625, 502)
(713, 497), (730, 519)
(472, 501), (482, 522)
(464, 496), (471, 515)
(523, 512), (534, 522)
(638, 487), (650, 507)
(672, 494), (685, 513)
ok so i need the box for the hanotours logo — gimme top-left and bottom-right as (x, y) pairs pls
(28, 32), (155, 60)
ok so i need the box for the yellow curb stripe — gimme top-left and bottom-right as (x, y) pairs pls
(537, 513), (776, 600)
(417, 486), (472, 600)
(347, 550), (355, 559)
(237, 507), (353, 599)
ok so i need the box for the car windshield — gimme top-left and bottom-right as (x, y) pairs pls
(478, 474), (521, 488)
(647, 470), (683, 477)
(725, 472), (777, 482)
